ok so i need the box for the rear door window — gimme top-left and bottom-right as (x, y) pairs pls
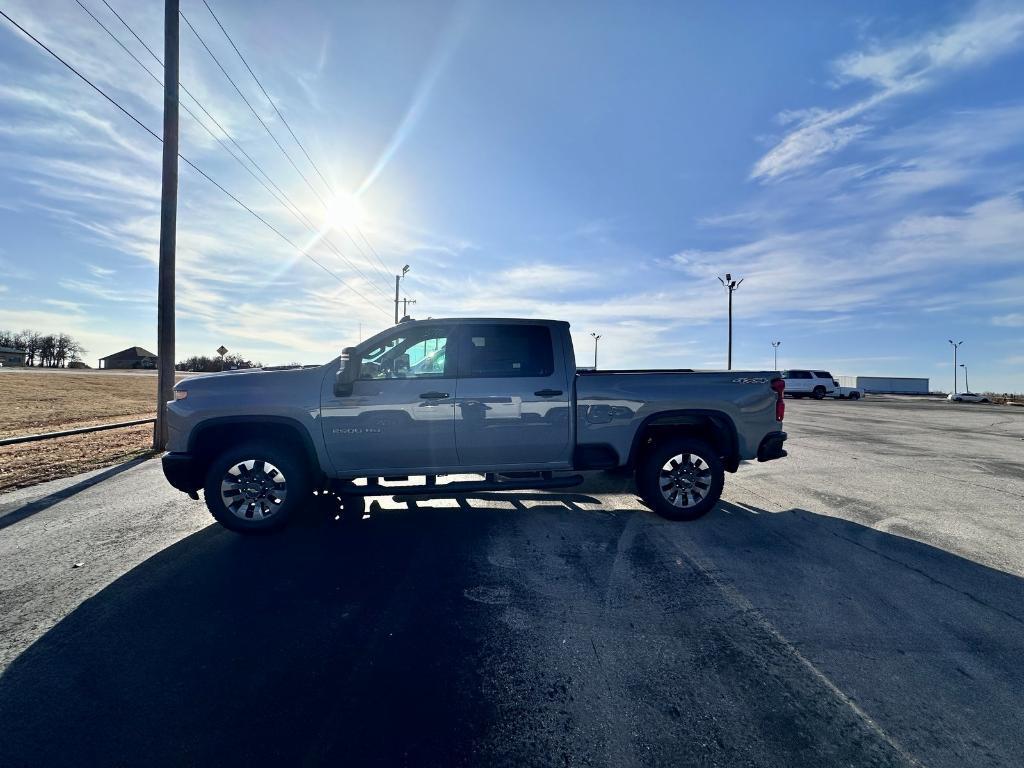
(461, 324), (554, 378)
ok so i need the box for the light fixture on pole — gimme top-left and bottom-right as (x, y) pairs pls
(590, 332), (602, 369)
(394, 264), (410, 324)
(717, 273), (743, 370)
(771, 340), (781, 370)
(948, 339), (963, 394)
(960, 363), (969, 393)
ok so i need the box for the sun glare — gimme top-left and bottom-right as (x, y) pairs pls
(325, 193), (366, 232)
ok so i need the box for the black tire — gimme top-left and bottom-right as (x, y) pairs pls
(203, 440), (312, 533)
(849, 391), (860, 400)
(812, 386), (826, 400)
(635, 437), (724, 521)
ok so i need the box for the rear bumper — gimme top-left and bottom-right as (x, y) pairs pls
(162, 451), (202, 493)
(757, 431), (788, 462)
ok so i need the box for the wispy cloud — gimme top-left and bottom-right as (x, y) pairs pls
(752, 4), (1024, 181)
(993, 313), (1024, 327)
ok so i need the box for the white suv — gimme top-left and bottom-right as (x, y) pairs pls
(782, 369), (836, 400)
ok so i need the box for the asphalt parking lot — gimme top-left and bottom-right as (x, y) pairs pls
(0, 396), (1022, 767)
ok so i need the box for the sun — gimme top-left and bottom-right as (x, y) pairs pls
(324, 192), (366, 232)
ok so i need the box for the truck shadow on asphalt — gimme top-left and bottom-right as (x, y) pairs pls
(0, 456), (152, 530)
(1, 494), (1023, 767)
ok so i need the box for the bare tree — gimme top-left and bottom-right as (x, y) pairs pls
(19, 330), (41, 366)
(0, 329), (85, 367)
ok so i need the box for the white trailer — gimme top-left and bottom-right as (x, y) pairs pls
(852, 376), (929, 394)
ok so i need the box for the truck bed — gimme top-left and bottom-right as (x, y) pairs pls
(574, 369), (782, 466)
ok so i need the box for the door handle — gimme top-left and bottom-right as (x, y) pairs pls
(534, 389), (563, 397)
(419, 391), (449, 399)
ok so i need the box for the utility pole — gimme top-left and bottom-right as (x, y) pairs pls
(771, 340), (781, 370)
(717, 273), (743, 370)
(394, 264), (409, 324)
(960, 363), (969, 393)
(400, 297), (416, 319)
(590, 332), (601, 369)
(154, 0), (179, 451)
(948, 339), (963, 394)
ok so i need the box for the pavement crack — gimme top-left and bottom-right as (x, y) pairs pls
(829, 530), (1024, 627)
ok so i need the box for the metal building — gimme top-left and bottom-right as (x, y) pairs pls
(836, 376), (929, 394)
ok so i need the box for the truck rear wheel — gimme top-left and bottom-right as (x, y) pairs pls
(636, 437), (724, 521)
(203, 440), (311, 533)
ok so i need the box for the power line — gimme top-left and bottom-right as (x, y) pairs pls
(90, 0), (393, 301)
(100, 0), (313, 230)
(179, 10), (326, 208)
(0, 9), (160, 141)
(0, 8), (390, 317)
(201, 0), (330, 194)
(99, 0), (315, 230)
(174, 9), (393, 297)
(200, 0), (395, 282)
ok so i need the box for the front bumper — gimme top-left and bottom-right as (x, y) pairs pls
(162, 451), (202, 493)
(757, 431), (788, 462)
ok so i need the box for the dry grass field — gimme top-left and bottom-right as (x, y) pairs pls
(0, 371), (182, 491)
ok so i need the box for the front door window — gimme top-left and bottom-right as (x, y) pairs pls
(358, 328), (450, 380)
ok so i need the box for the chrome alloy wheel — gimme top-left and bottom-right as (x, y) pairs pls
(658, 453), (713, 508)
(220, 459), (288, 521)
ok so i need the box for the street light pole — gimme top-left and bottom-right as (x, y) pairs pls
(394, 264), (409, 324)
(717, 273), (743, 370)
(948, 339), (963, 394)
(771, 340), (781, 370)
(960, 363), (969, 393)
(400, 297), (416, 319)
(590, 332), (601, 369)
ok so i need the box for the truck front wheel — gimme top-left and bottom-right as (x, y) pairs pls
(636, 438), (724, 521)
(203, 441), (311, 533)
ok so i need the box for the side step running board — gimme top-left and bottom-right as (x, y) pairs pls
(334, 474), (584, 500)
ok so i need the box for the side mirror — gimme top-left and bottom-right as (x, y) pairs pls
(334, 347), (358, 397)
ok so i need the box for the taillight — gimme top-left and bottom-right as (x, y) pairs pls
(771, 378), (785, 421)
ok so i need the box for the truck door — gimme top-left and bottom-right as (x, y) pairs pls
(453, 323), (572, 468)
(320, 324), (459, 474)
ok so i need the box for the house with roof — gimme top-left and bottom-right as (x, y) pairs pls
(99, 346), (158, 370)
(0, 346), (27, 367)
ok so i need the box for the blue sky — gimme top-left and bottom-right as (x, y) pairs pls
(1, 0), (1023, 391)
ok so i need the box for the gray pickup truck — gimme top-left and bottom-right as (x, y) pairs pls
(162, 318), (787, 532)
